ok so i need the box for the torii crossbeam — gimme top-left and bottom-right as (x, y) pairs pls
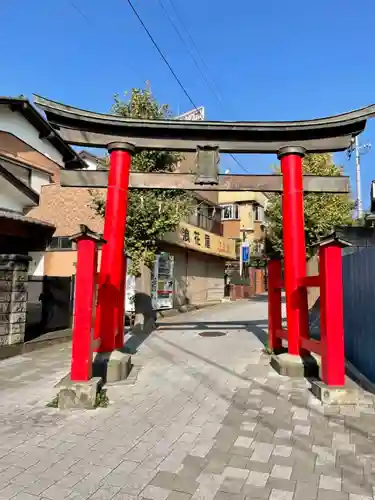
(33, 95), (375, 386)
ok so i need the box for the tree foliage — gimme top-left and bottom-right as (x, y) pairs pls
(265, 153), (354, 257)
(91, 86), (193, 274)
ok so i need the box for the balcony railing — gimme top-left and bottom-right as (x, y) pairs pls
(188, 212), (223, 236)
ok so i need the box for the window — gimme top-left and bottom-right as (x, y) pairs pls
(48, 237), (74, 250)
(253, 204), (264, 222)
(221, 204), (239, 220)
(3, 163), (31, 186)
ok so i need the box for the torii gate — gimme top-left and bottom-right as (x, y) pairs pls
(34, 95), (375, 395)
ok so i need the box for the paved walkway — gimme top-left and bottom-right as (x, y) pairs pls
(1, 298), (375, 500)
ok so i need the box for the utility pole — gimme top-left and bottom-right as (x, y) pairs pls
(348, 136), (371, 219)
(355, 136), (362, 219)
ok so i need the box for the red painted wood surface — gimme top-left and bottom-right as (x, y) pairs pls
(95, 146), (132, 353)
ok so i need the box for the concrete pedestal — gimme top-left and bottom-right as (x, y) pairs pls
(56, 375), (102, 410)
(271, 352), (319, 378)
(93, 350), (132, 383)
(310, 379), (358, 405)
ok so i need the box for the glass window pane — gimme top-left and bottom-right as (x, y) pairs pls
(60, 237), (72, 249)
(49, 238), (59, 249)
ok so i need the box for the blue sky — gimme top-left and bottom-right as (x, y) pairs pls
(2, 0), (375, 207)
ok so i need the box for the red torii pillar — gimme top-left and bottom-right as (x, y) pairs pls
(70, 225), (105, 381)
(94, 142), (134, 353)
(278, 146), (310, 356)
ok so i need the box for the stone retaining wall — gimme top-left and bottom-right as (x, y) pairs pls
(0, 254), (31, 347)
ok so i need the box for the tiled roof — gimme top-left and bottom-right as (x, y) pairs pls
(27, 183), (104, 237)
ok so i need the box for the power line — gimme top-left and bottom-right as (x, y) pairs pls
(156, 1), (248, 174)
(159, 0), (249, 174)
(164, 0), (226, 110)
(69, 0), (250, 174)
(65, 0), (143, 82)
(128, 0), (250, 173)
(156, 0), (225, 110)
(67, 0), (91, 24)
(126, 0), (198, 110)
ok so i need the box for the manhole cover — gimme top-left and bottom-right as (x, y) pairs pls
(199, 331), (226, 338)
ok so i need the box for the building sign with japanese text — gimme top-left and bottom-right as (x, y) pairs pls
(176, 107), (205, 121)
(164, 223), (236, 260)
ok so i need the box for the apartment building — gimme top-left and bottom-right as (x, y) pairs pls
(218, 191), (268, 259)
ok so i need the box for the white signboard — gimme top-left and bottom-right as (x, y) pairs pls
(176, 107), (205, 121)
(125, 258), (136, 312)
(151, 253), (174, 310)
(125, 254), (174, 312)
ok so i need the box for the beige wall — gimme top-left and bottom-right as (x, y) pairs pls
(44, 250), (102, 277)
(160, 243), (225, 306)
(186, 251), (225, 305)
(218, 191), (267, 205)
(239, 204), (253, 231)
(222, 220), (240, 239)
(44, 251), (77, 276)
(45, 244), (224, 307)
(221, 201), (265, 245)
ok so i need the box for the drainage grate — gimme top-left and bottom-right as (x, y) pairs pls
(199, 331), (226, 338)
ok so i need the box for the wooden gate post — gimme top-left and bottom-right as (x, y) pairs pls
(70, 225), (105, 382)
(319, 240), (346, 386)
(268, 259), (283, 352)
(95, 142), (134, 353)
(278, 146), (310, 356)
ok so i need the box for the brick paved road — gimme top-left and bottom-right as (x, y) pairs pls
(1, 297), (375, 500)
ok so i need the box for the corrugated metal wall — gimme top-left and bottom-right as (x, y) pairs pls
(343, 246), (375, 383)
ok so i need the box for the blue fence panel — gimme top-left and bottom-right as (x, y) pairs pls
(343, 247), (375, 383)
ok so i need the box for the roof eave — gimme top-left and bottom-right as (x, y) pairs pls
(0, 162), (39, 204)
(0, 96), (86, 169)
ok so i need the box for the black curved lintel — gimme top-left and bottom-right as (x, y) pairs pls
(33, 94), (375, 156)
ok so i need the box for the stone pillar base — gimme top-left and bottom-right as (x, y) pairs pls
(0, 254), (30, 348)
(93, 350), (132, 383)
(310, 379), (358, 405)
(271, 352), (319, 378)
(56, 375), (102, 410)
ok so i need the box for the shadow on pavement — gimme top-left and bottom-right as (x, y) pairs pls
(125, 319), (270, 354)
(124, 331), (152, 355)
(148, 334), (375, 493)
(156, 319), (271, 345)
(246, 294), (286, 304)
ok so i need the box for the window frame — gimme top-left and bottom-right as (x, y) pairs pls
(253, 204), (264, 222)
(47, 236), (75, 251)
(221, 204), (240, 220)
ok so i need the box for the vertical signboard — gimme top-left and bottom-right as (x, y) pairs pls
(151, 253), (174, 310)
(125, 254), (174, 312)
(240, 242), (250, 277)
(125, 257), (136, 312)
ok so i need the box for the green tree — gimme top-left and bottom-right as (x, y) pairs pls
(265, 153), (354, 257)
(91, 86), (193, 274)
